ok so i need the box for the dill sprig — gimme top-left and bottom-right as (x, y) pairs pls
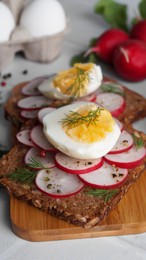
(86, 188), (119, 202)
(8, 168), (37, 184)
(100, 83), (125, 96)
(132, 134), (144, 149)
(60, 107), (103, 129)
(27, 156), (47, 169)
(65, 67), (90, 98)
(7, 157), (51, 184)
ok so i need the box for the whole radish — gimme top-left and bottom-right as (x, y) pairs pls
(130, 20), (146, 42)
(113, 39), (146, 81)
(84, 28), (129, 64)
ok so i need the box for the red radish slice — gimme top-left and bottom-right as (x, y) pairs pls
(35, 167), (84, 198)
(78, 161), (128, 189)
(25, 147), (55, 168)
(55, 152), (103, 174)
(104, 146), (146, 169)
(16, 129), (34, 147)
(78, 93), (96, 102)
(30, 125), (57, 152)
(114, 118), (123, 131)
(17, 96), (53, 110)
(21, 77), (48, 96)
(95, 93), (126, 117)
(109, 130), (133, 154)
(38, 107), (56, 124)
(20, 109), (39, 119)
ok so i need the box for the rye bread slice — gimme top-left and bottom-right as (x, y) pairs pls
(4, 77), (146, 132)
(0, 126), (146, 228)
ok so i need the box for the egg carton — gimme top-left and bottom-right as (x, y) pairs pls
(0, 0), (66, 70)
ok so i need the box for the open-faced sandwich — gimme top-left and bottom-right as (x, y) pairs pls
(0, 62), (146, 228)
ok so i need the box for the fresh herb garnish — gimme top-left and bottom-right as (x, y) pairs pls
(26, 156), (47, 169)
(100, 83), (125, 96)
(8, 168), (37, 184)
(65, 67), (90, 98)
(60, 107), (103, 129)
(132, 134), (144, 149)
(7, 157), (51, 184)
(86, 188), (119, 202)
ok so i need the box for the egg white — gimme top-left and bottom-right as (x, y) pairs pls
(43, 102), (121, 159)
(38, 64), (103, 100)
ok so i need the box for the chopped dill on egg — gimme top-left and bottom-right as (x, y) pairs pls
(65, 67), (91, 98)
(60, 107), (103, 129)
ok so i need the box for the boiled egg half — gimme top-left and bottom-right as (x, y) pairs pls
(43, 102), (121, 159)
(38, 63), (103, 100)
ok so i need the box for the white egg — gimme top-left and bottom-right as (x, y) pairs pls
(19, 0), (66, 37)
(38, 63), (103, 100)
(0, 2), (15, 43)
(43, 102), (121, 159)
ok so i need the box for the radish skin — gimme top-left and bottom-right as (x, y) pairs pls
(54, 152), (103, 174)
(104, 146), (146, 169)
(113, 40), (146, 81)
(78, 161), (128, 189)
(84, 28), (129, 63)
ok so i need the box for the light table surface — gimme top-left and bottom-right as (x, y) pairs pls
(0, 0), (146, 259)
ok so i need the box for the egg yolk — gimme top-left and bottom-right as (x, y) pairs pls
(53, 63), (93, 97)
(62, 105), (115, 143)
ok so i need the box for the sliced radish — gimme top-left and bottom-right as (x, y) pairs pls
(17, 96), (53, 110)
(114, 118), (123, 131)
(25, 147), (55, 168)
(78, 161), (128, 189)
(109, 130), (134, 154)
(16, 129), (34, 147)
(78, 93), (96, 102)
(104, 146), (146, 169)
(95, 93), (126, 117)
(20, 109), (39, 119)
(35, 167), (84, 198)
(21, 77), (48, 96)
(30, 125), (57, 152)
(38, 107), (56, 124)
(55, 152), (103, 174)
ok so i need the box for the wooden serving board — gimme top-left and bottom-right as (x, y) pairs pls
(10, 170), (146, 242)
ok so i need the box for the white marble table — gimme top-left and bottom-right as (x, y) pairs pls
(1, 0), (146, 259)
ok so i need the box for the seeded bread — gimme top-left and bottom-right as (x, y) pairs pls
(0, 124), (146, 228)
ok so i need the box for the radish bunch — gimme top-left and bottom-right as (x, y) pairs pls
(84, 25), (146, 82)
(86, 0), (146, 82)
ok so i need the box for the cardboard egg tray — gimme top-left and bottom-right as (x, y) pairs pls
(0, 0), (66, 70)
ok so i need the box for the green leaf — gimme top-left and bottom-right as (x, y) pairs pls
(94, 0), (128, 31)
(132, 134), (144, 150)
(70, 51), (98, 66)
(139, 0), (146, 19)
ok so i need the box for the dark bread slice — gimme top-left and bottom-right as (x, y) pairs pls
(4, 77), (146, 133)
(0, 125), (146, 228)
